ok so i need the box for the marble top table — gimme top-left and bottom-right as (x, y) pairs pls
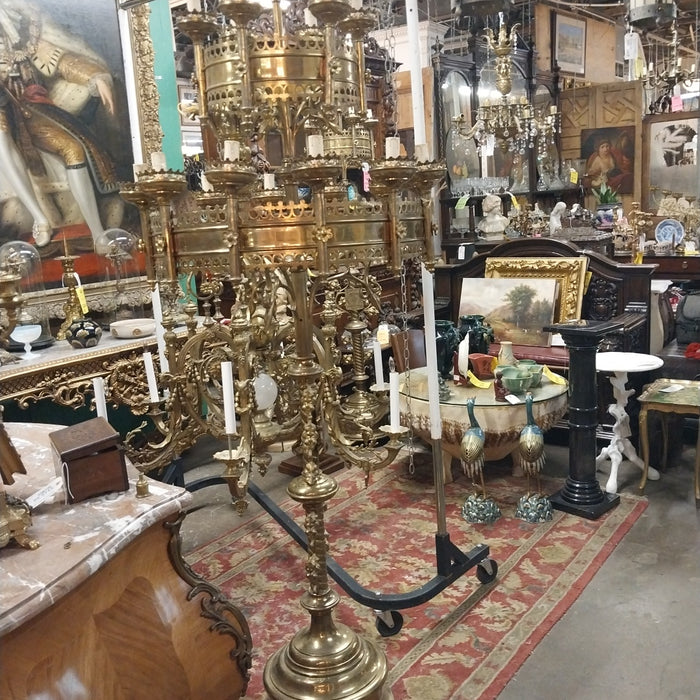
(595, 351), (664, 494)
(0, 422), (192, 636)
(399, 368), (568, 480)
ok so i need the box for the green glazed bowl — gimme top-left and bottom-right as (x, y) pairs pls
(500, 374), (531, 394)
(499, 366), (531, 393)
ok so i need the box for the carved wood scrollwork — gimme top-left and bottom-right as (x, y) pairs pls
(165, 512), (253, 690)
(583, 277), (618, 321)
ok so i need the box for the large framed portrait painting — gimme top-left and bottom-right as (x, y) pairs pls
(580, 126), (635, 195)
(0, 0), (142, 291)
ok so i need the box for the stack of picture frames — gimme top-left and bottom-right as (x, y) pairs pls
(458, 257), (588, 348)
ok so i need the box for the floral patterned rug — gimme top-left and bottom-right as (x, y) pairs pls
(187, 458), (647, 699)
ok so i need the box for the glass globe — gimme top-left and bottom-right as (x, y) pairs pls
(253, 372), (278, 411)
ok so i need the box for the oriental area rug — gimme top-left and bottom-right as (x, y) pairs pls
(187, 458), (647, 699)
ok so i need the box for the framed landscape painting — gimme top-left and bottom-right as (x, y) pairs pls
(552, 13), (587, 75)
(458, 277), (559, 346)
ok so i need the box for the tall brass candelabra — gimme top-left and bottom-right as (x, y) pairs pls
(109, 0), (444, 696)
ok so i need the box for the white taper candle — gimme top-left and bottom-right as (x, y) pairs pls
(143, 352), (159, 403)
(389, 368), (400, 431)
(151, 285), (169, 374)
(224, 140), (240, 161)
(221, 361), (236, 434)
(150, 151), (167, 171)
(373, 340), (385, 388)
(92, 376), (108, 419)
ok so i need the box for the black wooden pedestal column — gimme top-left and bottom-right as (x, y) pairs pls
(545, 320), (624, 520)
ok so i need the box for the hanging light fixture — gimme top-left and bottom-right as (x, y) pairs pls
(628, 0), (676, 28)
(474, 13), (559, 158)
(642, 19), (698, 112)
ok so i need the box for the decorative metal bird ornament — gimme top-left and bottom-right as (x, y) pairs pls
(519, 392), (545, 483)
(515, 392), (552, 522)
(460, 398), (485, 491)
(460, 398), (501, 524)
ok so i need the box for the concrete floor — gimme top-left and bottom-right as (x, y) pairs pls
(178, 433), (700, 699)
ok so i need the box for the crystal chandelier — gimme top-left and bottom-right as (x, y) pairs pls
(642, 20), (698, 113)
(475, 13), (559, 159)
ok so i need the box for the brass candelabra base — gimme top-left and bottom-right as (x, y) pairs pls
(263, 469), (388, 700)
(264, 613), (387, 700)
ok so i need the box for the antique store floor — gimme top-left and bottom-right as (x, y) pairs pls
(179, 434), (700, 699)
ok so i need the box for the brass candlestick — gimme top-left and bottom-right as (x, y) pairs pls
(56, 254), (85, 340)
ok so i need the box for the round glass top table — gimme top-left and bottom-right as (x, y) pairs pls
(595, 351), (664, 494)
(398, 368), (569, 482)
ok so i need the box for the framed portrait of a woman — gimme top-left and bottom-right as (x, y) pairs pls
(580, 126), (636, 195)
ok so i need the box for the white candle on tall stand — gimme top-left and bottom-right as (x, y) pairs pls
(421, 263), (442, 439)
(187, 0), (201, 11)
(151, 284), (169, 373)
(200, 172), (213, 192)
(415, 143), (430, 162)
(389, 365), (400, 431)
(150, 151), (167, 171)
(373, 340), (385, 388)
(224, 140), (240, 161)
(132, 163), (146, 180)
(263, 173), (276, 190)
(143, 352), (160, 403)
(221, 361), (237, 434)
(307, 134), (324, 158)
(385, 136), (401, 159)
(92, 377), (108, 419)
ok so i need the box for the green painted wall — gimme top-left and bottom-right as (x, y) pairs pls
(150, 0), (183, 170)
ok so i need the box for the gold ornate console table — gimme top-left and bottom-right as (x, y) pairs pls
(1, 422), (252, 698)
(0, 330), (188, 410)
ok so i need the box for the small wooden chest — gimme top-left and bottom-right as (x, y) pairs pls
(49, 418), (128, 504)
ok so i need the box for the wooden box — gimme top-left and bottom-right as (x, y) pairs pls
(49, 418), (128, 504)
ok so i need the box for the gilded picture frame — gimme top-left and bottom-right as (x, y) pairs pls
(484, 257), (588, 323)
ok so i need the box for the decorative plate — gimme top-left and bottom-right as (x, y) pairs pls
(655, 219), (685, 245)
(110, 318), (156, 339)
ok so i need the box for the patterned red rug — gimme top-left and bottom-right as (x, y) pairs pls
(188, 459), (647, 699)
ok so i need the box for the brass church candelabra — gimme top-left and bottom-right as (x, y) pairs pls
(108, 0), (444, 697)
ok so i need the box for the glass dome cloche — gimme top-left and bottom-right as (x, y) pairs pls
(96, 227), (145, 324)
(0, 240), (54, 351)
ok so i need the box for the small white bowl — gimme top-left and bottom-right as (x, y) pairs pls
(110, 318), (156, 339)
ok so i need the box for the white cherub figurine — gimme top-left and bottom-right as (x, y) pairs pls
(549, 201), (567, 236)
